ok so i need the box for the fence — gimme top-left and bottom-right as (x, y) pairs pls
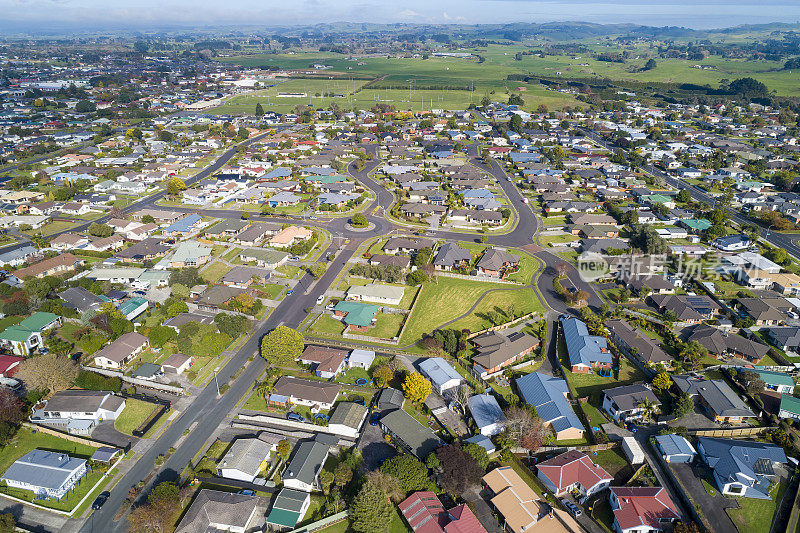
(287, 511), (349, 533)
(121, 392), (171, 438)
(436, 271), (522, 285)
(83, 365), (186, 395)
(21, 421), (109, 449)
(688, 426), (775, 438)
(466, 311), (542, 339)
(530, 442), (618, 454)
(236, 413), (359, 441)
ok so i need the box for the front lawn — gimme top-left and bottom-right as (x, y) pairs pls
(727, 481), (786, 533)
(309, 314), (345, 336)
(562, 357), (646, 403)
(506, 251), (540, 284)
(115, 398), (158, 435)
(254, 283), (285, 299)
(200, 262), (232, 283)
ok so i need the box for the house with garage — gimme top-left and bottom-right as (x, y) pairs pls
(1, 450), (88, 500)
(654, 434), (696, 464)
(467, 394), (506, 436)
(328, 401), (368, 439)
(606, 319), (671, 369)
(471, 331), (539, 379)
(673, 376), (755, 424)
(217, 436), (276, 483)
(31, 390), (125, 435)
(161, 353), (193, 375)
(176, 489), (262, 533)
(379, 408), (442, 459)
(398, 491), (486, 533)
(92, 332), (149, 370)
(282, 434), (337, 492)
(270, 376), (341, 410)
(560, 316), (611, 373)
(713, 234), (750, 252)
(433, 242), (472, 271)
(602, 384), (661, 423)
(482, 467), (556, 533)
(697, 437), (787, 499)
(239, 248), (289, 269)
(346, 283), (405, 306)
(298, 345), (347, 379)
(748, 368), (795, 394)
(515, 372), (585, 441)
(476, 248), (519, 278)
(536, 450), (613, 500)
(332, 301), (379, 331)
(608, 487), (680, 533)
(419, 357), (464, 395)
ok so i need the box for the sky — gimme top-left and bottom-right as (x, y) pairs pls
(1, 0), (800, 32)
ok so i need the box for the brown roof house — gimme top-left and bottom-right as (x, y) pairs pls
(92, 332), (149, 370)
(471, 331), (539, 379)
(270, 376), (341, 410)
(14, 253), (83, 279)
(298, 345), (347, 379)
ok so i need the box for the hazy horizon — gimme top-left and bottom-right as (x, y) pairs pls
(1, 0), (799, 34)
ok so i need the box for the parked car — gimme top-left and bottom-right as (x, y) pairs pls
(286, 412), (305, 422)
(316, 295), (325, 305)
(369, 413), (381, 426)
(289, 256), (301, 261)
(560, 499), (582, 518)
(238, 489), (255, 496)
(286, 289), (294, 296)
(92, 492), (110, 510)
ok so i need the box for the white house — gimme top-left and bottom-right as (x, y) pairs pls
(217, 437), (276, 483)
(348, 349), (375, 370)
(418, 357), (464, 395)
(467, 394), (506, 436)
(33, 390), (125, 435)
(1, 450), (87, 500)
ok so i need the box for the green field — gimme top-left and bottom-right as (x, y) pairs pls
(115, 398), (158, 435)
(448, 287), (544, 332)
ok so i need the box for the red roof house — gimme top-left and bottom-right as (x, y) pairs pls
(399, 492), (486, 533)
(0, 355), (23, 378)
(609, 487), (680, 533)
(536, 450), (613, 498)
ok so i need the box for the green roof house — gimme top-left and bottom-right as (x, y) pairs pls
(0, 312), (62, 356)
(643, 194), (674, 208)
(779, 395), (800, 422)
(267, 488), (311, 528)
(679, 219), (712, 232)
(751, 368), (795, 394)
(118, 297), (149, 321)
(333, 301), (378, 330)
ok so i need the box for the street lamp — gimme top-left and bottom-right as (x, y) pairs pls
(765, 224), (774, 238)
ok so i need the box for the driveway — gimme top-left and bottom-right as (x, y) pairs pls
(356, 417), (396, 475)
(669, 462), (738, 533)
(91, 421), (138, 448)
(464, 487), (503, 533)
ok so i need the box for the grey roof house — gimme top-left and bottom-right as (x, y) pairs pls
(697, 437), (787, 499)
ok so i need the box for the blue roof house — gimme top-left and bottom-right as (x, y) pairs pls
(697, 437), (787, 499)
(1, 450), (88, 500)
(162, 213), (203, 238)
(560, 316), (611, 373)
(516, 371), (585, 441)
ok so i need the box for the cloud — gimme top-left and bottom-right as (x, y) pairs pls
(442, 11), (466, 22)
(397, 9), (421, 18)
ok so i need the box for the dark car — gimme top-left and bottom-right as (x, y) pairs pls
(92, 491), (110, 510)
(286, 412), (305, 422)
(369, 413), (381, 426)
(238, 489), (255, 496)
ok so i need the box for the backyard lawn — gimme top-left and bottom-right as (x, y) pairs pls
(115, 398), (158, 435)
(200, 262), (232, 283)
(357, 313), (405, 340)
(506, 251), (540, 284)
(727, 481), (786, 533)
(448, 287), (545, 332)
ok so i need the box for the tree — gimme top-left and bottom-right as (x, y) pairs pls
(0, 513), (16, 533)
(277, 439), (292, 460)
(75, 100), (96, 113)
(508, 114), (523, 133)
(169, 267), (202, 288)
(128, 481), (179, 533)
(165, 177), (187, 195)
(366, 470), (404, 503)
(351, 213), (368, 227)
(402, 372), (432, 403)
(677, 189), (691, 203)
(679, 341), (707, 370)
(319, 469), (334, 494)
(333, 462), (353, 487)
(644, 58), (657, 70)
(16, 354), (78, 396)
(637, 399), (660, 421)
(462, 442), (490, 471)
(437, 444), (482, 495)
(141, 214), (156, 224)
(673, 393), (694, 418)
(503, 406), (549, 451)
(350, 480), (393, 533)
(651, 372), (673, 392)
(406, 270), (428, 286)
(260, 325), (303, 365)
(88, 222), (113, 237)
(728, 77), (768, 97)
(148, 325), (177, 348)
(373, 365), (393, 387)
(380, 454), (434, 493)
(737, 369), (765, 394)
(0, 389), (24, 424)
(255, 103), (265, 116)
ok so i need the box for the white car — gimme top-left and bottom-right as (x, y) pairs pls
(316, 295), (325, 305)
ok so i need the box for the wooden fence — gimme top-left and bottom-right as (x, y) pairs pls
(689, 426), (775, 438)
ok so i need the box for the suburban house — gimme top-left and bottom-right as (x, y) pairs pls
(606, 319), (671, 369)
(92, 332), (149, 370)
(267, 488), (311, 529)
(282, 434), (337, 492)
(601, 384), (661, 423)
(433, 242), (472, 271)
(685, 324), (770, 363)
(560, 316), (611, 373)
(608, 487), (680, 533)
(269, 225), (313, 248)
(347, 349), (375, 370)
(748, 368), (795, 394)
(697, 437), (787, 499)
(13, 253), (83, 279)
(0, 355), (23, 378)
(713, 234), (750, 252)
(238, 248), (290, 269)
(162, 213), (204, 238)
(220, 266), (271, 289)
(31, 390), (125, 435)
(648, 294), (719, 323)
(673, 376), (755, 424)
(398, 491), (487, 533)
(737, 298), (786, 326)
(419, 357), (464, 394)
(161, 353), (193, 375)
(482, 466), (574, 533)
(467, 394), (507, 437)
(516, 372), (585, 441)
(332, 301), (379, 331)
(298, 345), (347, 379)
(0, 312), (62, 356)
(778, 396), (800, 421)
(1, 450), (88, 500)
(58, 286), (106, 314)
(327, 402), (369, 439)
(270, 376), (341, 410)
(476, 248), (519, 278)
(471, 331), (539, 379)
(118, 296), (149, 321)
(217, 435), (278, 483)
(175, 489), (261, 533)
(346, 283), (405, 305)
(379, 408), (442, 459)
(537, 450), (613, 499)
